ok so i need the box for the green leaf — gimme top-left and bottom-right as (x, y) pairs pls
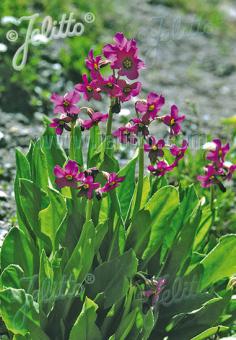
(160, 185), (199, 262)
(117, 154), (138, 221)
(127, 186), (179, 263)
(0, 288), (49, 338)
(18, 179), (51, 250)
(87, 125), (101, 168)
(0, 265), (24, 289)
(38, 250), (54, 315)
(69, 297), (102, 340)
(199, 234), (236, 290)
(142, 186), (179, 264)
(161, 205), (202, 281)
(73, 125), (84, 165)
(40, 134), (67, 186)
(1, 227), (39, 277)
(166, 294), (231, 340)
(115, 308), (138, 340)
(31, 140), (49, 192)
(64, 221), (95, 282)
(191, 325), (228, 340)
(94, 220), (108, 254)
(87, 249), (138, 308)
(39, 187), (67, 250)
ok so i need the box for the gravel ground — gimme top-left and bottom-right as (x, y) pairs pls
(1, 0), (236, 239)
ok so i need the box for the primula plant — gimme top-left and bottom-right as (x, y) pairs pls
(0, 33), (236, 340)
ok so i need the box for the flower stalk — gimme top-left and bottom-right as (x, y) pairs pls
(86, 199), (93, 222)
(69, 120), (76, 160)
(133, 136), (144, 215)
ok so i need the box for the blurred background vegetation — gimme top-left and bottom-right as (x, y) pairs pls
(0, 0), (114, 114)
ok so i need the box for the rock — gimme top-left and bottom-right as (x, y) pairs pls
(0, 190), (8, 201)
(0, 131), (7, 148)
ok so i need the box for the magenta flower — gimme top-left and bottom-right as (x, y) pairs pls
(131, 118), (149, 136)
(100, 172), (125, 193)
(50, 116), (72, 135)
(144, 137), (165, 163)
(197, 165), (221, 188)
(85, 49), (102, 79)
(75, 74), (102, 101)
(117, 79), (141, 102)
(51, 90), (80, 115)
(54, 161), (81, 188)
(77, 176), (100, 200)
(223, 162), (236, 180)
(148, 161), (174, 177)
(81, 112), (109, 130)
(103, 32), (145, 80)
(170, 140), (188, 164)
(144, 278), (167, 306)
(99, 76), (122, 97)
(206, 139), (230, 164)
(136, 92), (165, 120)
(113, 123), (138, 144)
(162, 105), (185, 136)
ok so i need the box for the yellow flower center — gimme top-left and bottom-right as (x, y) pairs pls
(94, 63), (98, 70)
(86, 86), (93, 92)
(152, 145), (158, 151)
(170, 118), (175, 126)
(59, 120), (64, 126)
(110, 181), (116, 186)
(124, 86), (131, 94)
(63, 100), (69, 107)
(219, 149), (222, 156)
(149, 104), (155, 111)
(210, 176), (215, 180)
(83, 184), (89, 189)
(123, 58), (133, 70)
(107, 82), (113, 88)
(66, 175), (73, 181)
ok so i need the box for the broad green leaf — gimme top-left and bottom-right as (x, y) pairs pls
(94, 220), (108, 254)
(0, 288), (49, 338)
(41, 133), (67, 186)
(127, 186), (179, 263)
(39, 187), (67, 250)
(199, 235), (236, 290)
(87, 125), (101, 168)
(31, 140), (49, 192)
(15, 149), (31, 232)
(166, 294), (231, 340)
(142, 186), (179, 264)
(0, 265), (24, 289)
(18, 179), (51, 250)
(73, 125), (83, 165)
(191, 325), (228, 340)
(160, 185), (199, 262)
(38, 250), (54, 315)
(161, 205), (202, 281)
(115, 308), (138, 340)
(64, 221), (95, 282)
(117, 153), (138, 221)
(87, 249), (138, 308)
(193, 206), (212, 250)
(1, 227), (39, 277)
(69, 297), (102, 340)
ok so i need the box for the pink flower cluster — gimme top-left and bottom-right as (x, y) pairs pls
(112, 91), (187, 177)
(54, 160), (125, 199)
(197, 139), (236, 191)
(50, 32), (145, 135)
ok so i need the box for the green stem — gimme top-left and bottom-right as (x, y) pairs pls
(105, 99), (114, 154)
(133, 137), (144, 215)
(86, 199), (93, 222)
(210, 185), (215, 227)
(69, 121), (76, 160)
